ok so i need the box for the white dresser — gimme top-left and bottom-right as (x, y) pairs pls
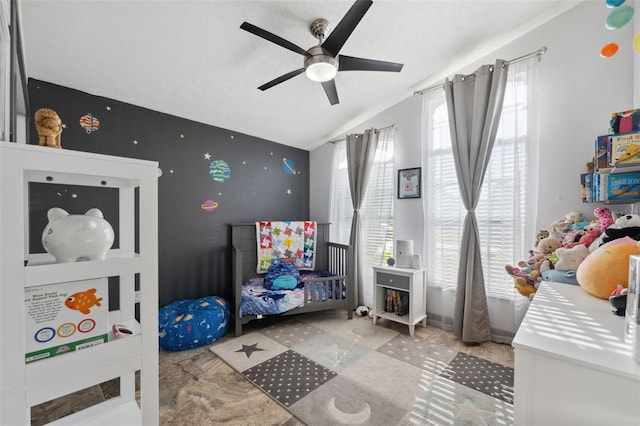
(512, 282), (640, 426)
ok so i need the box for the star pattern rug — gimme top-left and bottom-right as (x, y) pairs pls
(210, 313), (514, 426)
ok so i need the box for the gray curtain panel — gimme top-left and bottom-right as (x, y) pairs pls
(346, 129), (379, 308)
(444, 60), (509, 343)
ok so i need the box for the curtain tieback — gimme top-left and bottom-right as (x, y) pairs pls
(467, 208), (475, 213)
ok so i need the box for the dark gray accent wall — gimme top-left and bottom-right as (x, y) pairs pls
(28, 79), (310, 307)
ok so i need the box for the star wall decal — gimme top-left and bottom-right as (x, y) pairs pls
(235, 343), (265, 358)
(61, 123), (67, 129)
(204, 153), (211, 160)
(105, 106), (111, 111)
(133, 140), (139, 145)
(71, 193), (78, 199)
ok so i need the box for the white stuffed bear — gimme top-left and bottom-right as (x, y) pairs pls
(554, 244), (589, 271)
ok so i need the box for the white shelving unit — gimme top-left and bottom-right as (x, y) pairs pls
(372, 265), (427, 336)
(0, 142), (159, 424)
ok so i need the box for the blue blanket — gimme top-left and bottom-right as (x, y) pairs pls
(240, 272), (344, 317)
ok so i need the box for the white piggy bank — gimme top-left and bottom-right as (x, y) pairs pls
(42, 208), (115, 263)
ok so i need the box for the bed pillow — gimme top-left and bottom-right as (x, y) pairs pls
(264, 260), (301, 290)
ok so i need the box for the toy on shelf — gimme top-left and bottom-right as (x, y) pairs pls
(609, 285), (628, 316)
(577, 237), (640, 299)
(594, 207), (616, 231)
(34, 108), (63, 149)
(41, 208), (115, 263)
(602, 213), (640, 244)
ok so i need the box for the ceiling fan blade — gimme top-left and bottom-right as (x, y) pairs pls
(322, 0), (373, 57)
(338, 55), (404, 72)
(258, 68), (305, 91)
(321, 80), (339, 105)
(241, 22), (310, 57)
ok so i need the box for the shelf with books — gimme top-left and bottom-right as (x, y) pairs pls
(581, 124), (640, 204)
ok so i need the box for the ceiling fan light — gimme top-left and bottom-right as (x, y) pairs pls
(305, 62), (337, 82)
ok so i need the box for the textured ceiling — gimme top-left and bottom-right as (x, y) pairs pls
(19, 0), (581, 150)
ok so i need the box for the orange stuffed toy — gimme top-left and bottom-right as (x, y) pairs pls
(576, 237), (640, 299)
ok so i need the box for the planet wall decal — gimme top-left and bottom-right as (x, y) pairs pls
(209, 160), (231, 182)
(201, 199), (219, 211)
(79, 113), (100, 134)
(282, 158), (297, 175)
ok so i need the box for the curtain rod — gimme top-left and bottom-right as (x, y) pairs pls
(327, 124), (396, 144)
(412, 46), (547, 96)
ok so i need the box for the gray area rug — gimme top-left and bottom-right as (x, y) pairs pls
(210, 314), (514, 426)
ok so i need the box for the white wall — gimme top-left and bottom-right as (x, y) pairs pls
(310, 0), (636, 251)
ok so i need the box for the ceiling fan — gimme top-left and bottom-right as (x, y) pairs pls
(240, 0), (403, 105)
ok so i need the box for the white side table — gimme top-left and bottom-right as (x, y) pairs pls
(372, 266), (427, 336)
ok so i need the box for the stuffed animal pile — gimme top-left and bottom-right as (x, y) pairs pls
(506, 209), (620, 299)
(507, 208), (640, 299)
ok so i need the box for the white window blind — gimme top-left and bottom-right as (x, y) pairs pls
(330, 129), (395, 299)
(424, 66), (531, 299)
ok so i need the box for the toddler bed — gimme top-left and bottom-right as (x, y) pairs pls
(232, 222), (354, 336)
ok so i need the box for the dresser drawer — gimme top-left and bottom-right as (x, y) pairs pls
(376, 272), (410, 290)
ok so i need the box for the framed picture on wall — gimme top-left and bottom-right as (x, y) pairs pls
(398, 167), (421, 199)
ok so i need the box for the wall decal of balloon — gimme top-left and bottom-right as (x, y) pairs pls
(606, 0), (626, 8)
(209, 160), (231, 182)
(600, 42), (619, 58)
(79, 113), (100, 134)
(605, 4), (634, 30)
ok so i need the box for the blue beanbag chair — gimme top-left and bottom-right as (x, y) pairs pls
(159, 296), (230, 351)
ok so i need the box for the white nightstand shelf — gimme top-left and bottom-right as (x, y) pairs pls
(372, 266), (427, 336)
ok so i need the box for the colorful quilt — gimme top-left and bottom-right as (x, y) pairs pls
(256, 221), (316, 273)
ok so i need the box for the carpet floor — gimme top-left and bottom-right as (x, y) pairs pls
(31, 310), (514, 425)
(210, 310), (514, 426)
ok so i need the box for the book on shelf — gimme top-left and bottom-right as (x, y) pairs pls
(609, 131), (640, 167)
(607, 171), (640, 201)
(384, 288), (410, 316)
(595, 134), (612, 170)
(582, 172), (593, 202)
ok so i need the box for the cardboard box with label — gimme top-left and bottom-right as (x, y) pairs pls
(25, 278), (109, 363)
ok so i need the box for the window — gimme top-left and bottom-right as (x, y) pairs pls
(424, 61), (534, 299)
(329, 129), (394, 306)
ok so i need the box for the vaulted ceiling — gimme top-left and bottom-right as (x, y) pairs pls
(19, 0), (581, 150)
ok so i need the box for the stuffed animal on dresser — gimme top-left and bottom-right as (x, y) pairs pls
(602, 214), (640, 244)
(34, 108), (63, 148)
